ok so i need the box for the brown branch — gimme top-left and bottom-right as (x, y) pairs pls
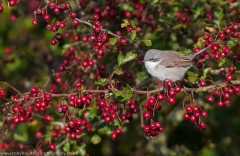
(75, 18), (123, 39)
(0, 81), (22, 96)
(132, 80), (240, 94)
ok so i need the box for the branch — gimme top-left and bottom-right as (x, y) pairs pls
(75, 18), (123, 39)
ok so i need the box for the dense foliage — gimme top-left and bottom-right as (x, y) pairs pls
(1, 0), (240, 156)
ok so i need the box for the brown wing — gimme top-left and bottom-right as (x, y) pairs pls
(158, 50), (192, 68)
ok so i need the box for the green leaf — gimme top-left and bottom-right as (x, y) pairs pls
(110, 86), (133, 101)
(131, 30), (137, 40)
(91, 134), (101, 145)
(200, 68), (211, 80)
(63, 44), (71, 50)
(63, 142), (70, 152)
(121, 19), (130, 28)
(85, 107), (98, 121)
(114, 66), (123, 75)
(14, 133), (28, 142)
(213, 7), (223, 26)
(118, 51), (137, 66)
(122, 4), (134, 11)
(142, 40), (152, 46)
(95, 77), (108, 85)
(173, 23), (184, 30)
(109, 38), (117, 45)
(74, 143), (86, 156)
(98, 122), (112, 134)
(227, 38), (238, 48)
(187, 71), (198, 83)
(153, 0), (159, 3)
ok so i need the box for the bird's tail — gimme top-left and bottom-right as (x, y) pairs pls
(191, 46), (210, 60)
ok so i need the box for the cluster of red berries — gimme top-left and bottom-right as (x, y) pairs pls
(0, 88), (6, 100)
(175, 7), (192, 24)
(32, 1), (71, 24)
(63, 119), (91, 140)
(111, 128), (122, 140)
(143, 121), (164, 137)
(97, 100), (119, 123)
(206, 85), (240, 107)
(156, 80), (181, 105)
(143, 96), (162, 113)
(0, 0), (21, 10)
(183, 105), (208, 131)
(120, 99), (138, 122)
(66, 94), (94, 109)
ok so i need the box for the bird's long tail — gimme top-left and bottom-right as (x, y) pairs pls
(191, 46), (210, 60)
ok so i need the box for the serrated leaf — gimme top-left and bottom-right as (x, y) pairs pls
(110, 87), (132, 101)
(74, 143), (86, 156)
(227, 38), (238, 48)
(14, 133), (28, 142)
(121, 19), (130, 28)
(114, 66), (123, 75)
(109, 38), (117, 45)
(98, 122), (112, 134)
(187, 71), (198, 83)
(63, 143), (70, 152)
(142, 40), (152, 46)
(85, 107), (98, 121)
(95, 77), (108, 85)
(200, 68), (211, 80)
(188, 76), (197, 83)
(213, 7), (223, 26)
(131, 30), (137, 40)
(118, 51), (137, 66)
(91, 134), (101, 145)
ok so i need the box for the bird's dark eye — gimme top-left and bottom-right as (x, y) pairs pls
(150, 58), (154, 62)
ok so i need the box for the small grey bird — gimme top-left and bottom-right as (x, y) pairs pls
(143, 46), (209, 82)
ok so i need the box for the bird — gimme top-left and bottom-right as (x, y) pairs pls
(143, 46), (210, 82)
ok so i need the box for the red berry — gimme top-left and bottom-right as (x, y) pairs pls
(69, 12), (76, 18)
(157, 93), (165, 101)
(93, 14), (99, 20)
(44, 115), (52, 121)
(143, 111), (151, 119)
(168, 90), (176, 97)
(185, 105), (192, 113)
(69, 133), (77, 140)
(199, 80), (206, 87)
(201, 111), (208, 117)
(32, 20), (38, 25)
(193, 105), (200, 112)
(0, 88), (6, 97)
(168, 97), (176, 105)
(217, 101), (224, 107)
(72, 20), (80, 26)
(81, 35), (88, 42)
(48, 144), (56, 151)
(43, 14), (51, 21)
(183, 113), (189, 120)
(50, 39), (57, 45)
(119, 38), (127, 45)
(165, 80), (172, 87)
(0, 5), (4, 13)
(231, 23), (238, 31)
(175, 86), (181, 92)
